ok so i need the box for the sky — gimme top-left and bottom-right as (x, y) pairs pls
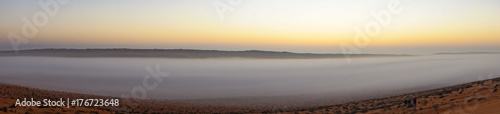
(0, 0), (499, 54)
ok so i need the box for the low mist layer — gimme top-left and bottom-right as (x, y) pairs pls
(0, 54), (499, 105)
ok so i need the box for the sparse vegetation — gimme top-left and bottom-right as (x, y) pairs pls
(1, 107), (7, 112)
(432, 105), (439, 111)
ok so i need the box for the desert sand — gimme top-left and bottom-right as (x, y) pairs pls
(1, 77), (499, 113)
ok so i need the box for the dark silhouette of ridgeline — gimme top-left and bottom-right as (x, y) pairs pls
(0, 48), (408, 59)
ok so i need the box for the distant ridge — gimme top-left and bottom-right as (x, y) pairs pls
(0, 48), (409, 59)
(434, 52), (500, 55)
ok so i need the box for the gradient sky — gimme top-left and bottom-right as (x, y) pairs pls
(0, 0), (499, 54)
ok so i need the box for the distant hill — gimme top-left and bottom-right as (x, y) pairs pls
(0, 49), (408, 59)
(434, 52), (500, 55)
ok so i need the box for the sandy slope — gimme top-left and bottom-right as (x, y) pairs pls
(1, 77), (500, 113)
(292, 78), (500, 114)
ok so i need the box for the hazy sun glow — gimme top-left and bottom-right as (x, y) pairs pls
(0, 0), (499, 53)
